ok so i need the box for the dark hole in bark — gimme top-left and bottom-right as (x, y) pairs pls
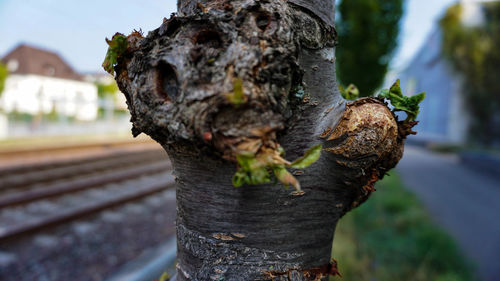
(155, 62), (179, 102)
(256, 12), (271, 31)
(164, 17), (182, 37)
(194, 30), (222, 49)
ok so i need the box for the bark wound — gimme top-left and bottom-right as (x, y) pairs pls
(263, 260), (341, 281)
(322, 98), (405, 210)
(115, 0), (312, 157)
(155, 62), (179, 102)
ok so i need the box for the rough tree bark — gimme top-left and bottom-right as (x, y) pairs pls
(106, 0), (415, 280)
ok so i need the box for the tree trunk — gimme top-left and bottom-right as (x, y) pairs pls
(108, 0), (411, 280)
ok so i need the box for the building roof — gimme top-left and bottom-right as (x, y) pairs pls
(1, 44), (82, 81)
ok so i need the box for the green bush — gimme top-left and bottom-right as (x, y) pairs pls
(331, 174), (478, 281)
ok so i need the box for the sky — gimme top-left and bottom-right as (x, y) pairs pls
(0, 0), (456, 73)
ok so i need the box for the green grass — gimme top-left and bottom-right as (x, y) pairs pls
(331, 173), (478, 281)
(428, 143), (500, 156)
(428, 144), (464, 154)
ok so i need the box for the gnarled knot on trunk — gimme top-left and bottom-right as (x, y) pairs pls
(111, 0), (334, 160)
(321, 97), (413, 211)
(109, 0), (339, 191)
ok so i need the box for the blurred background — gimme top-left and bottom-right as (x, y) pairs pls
(0, 0), (498, 281)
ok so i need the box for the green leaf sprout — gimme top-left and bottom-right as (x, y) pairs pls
(102, 33), (128, 75)
(226, 78), (247, 107)
(289, 144), (322, 169)
(339, 84), (360, 100)
(158, 272), (171, 281)
(232, 154), (271, 187)
(232, 145), (322, 191)
(378, 79), (425, 121)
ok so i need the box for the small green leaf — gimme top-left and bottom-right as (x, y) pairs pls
(339, 84), (359, 100)
(233, 154), (270, 187)
(378, 79), (426, 121)
(378, 88), (390, 98)
(102, 33), (128, 75)
(232, 145), (322, 190)
(290, 144), (322, 169)
(159, 272), (171, 281)
(236, 154), (254, 171)
(389, 79), (403, 97)
(411, 92), (426, 104)
(232, 170), (248, 187)
(249, 167), (271, 185)
(273, 167), (300, 190)
(226, 78), (246, 107)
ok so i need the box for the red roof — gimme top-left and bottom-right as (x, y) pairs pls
(1, 44), (82, 81)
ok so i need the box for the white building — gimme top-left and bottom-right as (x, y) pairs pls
(0, 44), (98, 121)
(84, 72), (129, 112)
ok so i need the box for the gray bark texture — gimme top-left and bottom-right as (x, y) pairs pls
(109, 0), (412, 280)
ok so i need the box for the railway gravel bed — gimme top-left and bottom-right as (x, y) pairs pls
(0, 172), (174, 240)
(0, 188), (176, 281)
(0, 145), (177, 281)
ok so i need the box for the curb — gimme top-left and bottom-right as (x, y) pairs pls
(105, 236), (177, 281)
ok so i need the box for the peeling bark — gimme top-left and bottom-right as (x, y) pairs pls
(108, 0), (413, 280)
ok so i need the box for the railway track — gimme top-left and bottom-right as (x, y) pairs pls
(0, 147), (162, 178)
(0, 146), (174, 242)
(0, 138), (160, 170)
(0, 149), (168, 191)
(0, 138), (154, 158)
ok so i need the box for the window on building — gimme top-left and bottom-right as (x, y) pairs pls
(7, 59), (18, 72)
(43, 64), (56, 76)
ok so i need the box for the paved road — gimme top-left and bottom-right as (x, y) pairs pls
(396, 145), (500, 281)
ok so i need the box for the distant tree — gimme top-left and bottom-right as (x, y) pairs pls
(336, 0), (404, 96)
(0, 62), (8, 98)
(96, 81), (120, 119)
(96, 80), (119, 99)
(440, 2), (500, 145)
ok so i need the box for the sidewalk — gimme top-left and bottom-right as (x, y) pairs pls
(396, 145), (500, 281)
